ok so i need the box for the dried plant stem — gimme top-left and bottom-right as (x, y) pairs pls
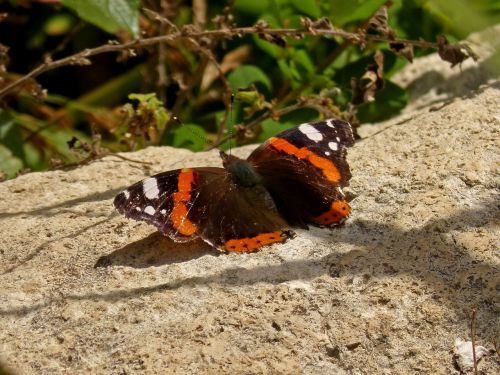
(0, 26), (440, 100)
(208, 101), (315, 150)
(156, 26), (168, 104)
(471, 309), (478, 375)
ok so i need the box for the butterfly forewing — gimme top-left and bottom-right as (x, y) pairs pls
(114, 169), (200, 242)
(114, 167), (291, 251)
(250, 119), (354, 184)
(247, 119), (355, 227)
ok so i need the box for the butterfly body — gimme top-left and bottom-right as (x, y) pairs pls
(114, 119), (354, 252)
(220, 151), (262, 187)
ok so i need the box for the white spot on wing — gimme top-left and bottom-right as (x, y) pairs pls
(336, 137), (340, 142)
(135, 207), (141, 212)
(299, 123), (323, 142)
(160, 209), (166, 215)
(144, 206), (155, 215)
(123, 190), (130, 199)
(143, 177), (160, 200)
(327, 120), (335, 128)
(328, 142), (338, 151)
(325, 151), (331, 156)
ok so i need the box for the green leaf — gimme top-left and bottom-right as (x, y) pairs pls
(291, 0), (321, 18)
(291, 49), (315, 74)
(308, 73), (334, 89)
(329, 0), (386, 26)
(129, 92), (169, 130)
(258, 119), (295, 142)
(128, 93), (158, 103)
(171, 124), (206, 152)
(40, 128), (87, 163)
(234, 0), (270, 16)
(0, 109), (24, 160)
(289, 49), (315, 85)
(253, 33), (283, 59)
(228, 65), (272, 91)
(0, 144), (23, 179)
(356, 80), (407, 123)
(23, 142), (45, 171)
(278, 59), (293, 81)
(44, 14), (75, 36)
(60, 0), (140, 37)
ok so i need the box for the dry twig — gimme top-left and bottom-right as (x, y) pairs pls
(0, 26), (444, 100)
(471, 309), (478, 375)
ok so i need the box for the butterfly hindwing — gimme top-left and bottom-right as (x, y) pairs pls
(185, 169), (292, 252)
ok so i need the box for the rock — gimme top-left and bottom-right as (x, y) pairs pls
(0, 32), (499, 374)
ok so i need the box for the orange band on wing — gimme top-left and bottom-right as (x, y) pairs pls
(268, 137), (341, 183)
(170, 168), (198, 236)
(313, 200), (351, 226)
(224, 231), (286, 253)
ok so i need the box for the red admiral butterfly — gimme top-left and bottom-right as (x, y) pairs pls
(114, 119), (354, 253)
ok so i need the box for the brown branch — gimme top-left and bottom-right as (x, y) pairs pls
(192, 0), (207, 29)
(143, 7), (179, 32)
(55, 150), (153, 172)
(0, 26), (441, 100)
(144, 7), (172, 105)
(44, 21), (85, 60)
(187, 41), (232, 144)
(207, 107), (271, 150)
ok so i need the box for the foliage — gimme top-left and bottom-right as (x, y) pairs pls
(0, 0), (496, 179)
(61, 0), (140, 37)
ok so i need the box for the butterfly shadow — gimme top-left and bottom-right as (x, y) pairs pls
(1, 196), (497, 319)
(95, 232), (217, 268)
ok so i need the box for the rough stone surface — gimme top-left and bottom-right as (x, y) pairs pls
(1, 37), (499, 374)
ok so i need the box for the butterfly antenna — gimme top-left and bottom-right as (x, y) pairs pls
(172, 115), (214, 148)
(228, 92), (235, 155)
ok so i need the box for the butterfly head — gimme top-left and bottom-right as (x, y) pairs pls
(219, 150), (261, 187)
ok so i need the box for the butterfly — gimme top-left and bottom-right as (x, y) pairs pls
(114, 119), (354, 252)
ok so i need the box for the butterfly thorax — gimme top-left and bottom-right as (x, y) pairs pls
(219, 151), (261, 187)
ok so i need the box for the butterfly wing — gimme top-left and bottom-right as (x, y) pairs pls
(114, 167), (292, 252)
(247, 119), (355, 228)
(114, 168), (215, 242)
(189, 172), (293, 252)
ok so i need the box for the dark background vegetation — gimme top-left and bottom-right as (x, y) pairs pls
(0, 0), (497, 179)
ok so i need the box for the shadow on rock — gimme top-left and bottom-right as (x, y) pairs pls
(1, 196), (498, 318)
(1, 216), (114, 275)
(0, 187), (124, 219)
(91, 194), (499, 316)
(95, 232), (217, 268)
(403, 52), (500, 107)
